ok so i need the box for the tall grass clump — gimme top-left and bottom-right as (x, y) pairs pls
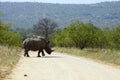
(55, 47), (120, 66)
(0, 45), (21, 80)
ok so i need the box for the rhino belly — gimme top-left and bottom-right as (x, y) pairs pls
(28, 43), (44, 51)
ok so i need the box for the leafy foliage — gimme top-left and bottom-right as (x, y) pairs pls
(110, 26), (120, 49)
(53, 21), (120, 49)
(0, 14), (22, 46)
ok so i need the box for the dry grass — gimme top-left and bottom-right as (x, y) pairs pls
(54, 47), (120, 66)
(0, 45), (21, 80)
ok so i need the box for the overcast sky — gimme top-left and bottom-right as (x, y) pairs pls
(1, 0), (120, 4)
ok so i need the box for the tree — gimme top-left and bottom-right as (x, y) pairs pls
(33, 18), (58, 40)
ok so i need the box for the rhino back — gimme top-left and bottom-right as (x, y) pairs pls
(23, 38), (46, 51)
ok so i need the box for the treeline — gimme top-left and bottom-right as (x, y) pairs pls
(53, 21), (120, 49)
(0, 13), (22, 46)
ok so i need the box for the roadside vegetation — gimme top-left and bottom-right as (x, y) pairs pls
(52, 21), (120, 50)
(52, 21), (120, 66)
(0, 46), (21, 80)
(54, 47), (120, 66)
(0, 13), (22, 80)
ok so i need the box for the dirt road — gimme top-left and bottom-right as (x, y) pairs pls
(6, 51), (120, 80)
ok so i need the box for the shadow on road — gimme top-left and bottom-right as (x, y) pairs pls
(26, 55), (63, 58)
(40, 56), (63, 58)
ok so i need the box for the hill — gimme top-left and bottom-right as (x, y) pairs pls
(0, 1), (120, 29)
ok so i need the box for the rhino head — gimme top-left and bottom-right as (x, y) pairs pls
(44, 41), (54, 54)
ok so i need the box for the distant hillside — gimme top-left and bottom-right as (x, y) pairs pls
(0, 1), (120, 29)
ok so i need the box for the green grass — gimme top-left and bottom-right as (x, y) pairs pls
(0, 45), (21, 80)
(54, 47), (120, 66)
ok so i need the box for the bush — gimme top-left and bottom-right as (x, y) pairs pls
(53, 20), (120, 50)
(0, 16), (22, 46)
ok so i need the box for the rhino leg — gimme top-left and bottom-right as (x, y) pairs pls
(37, 50), (41, 57)
(24, 49), (30, 57)
(37, 50), (45, 57)
(41, 50), (45, 56)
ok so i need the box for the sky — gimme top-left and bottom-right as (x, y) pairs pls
(0, 0), (120, 4)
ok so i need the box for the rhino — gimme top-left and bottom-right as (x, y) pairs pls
(23, 38), (54, 57)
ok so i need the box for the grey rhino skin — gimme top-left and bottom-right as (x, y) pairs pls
(23, 38), (53, 57)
